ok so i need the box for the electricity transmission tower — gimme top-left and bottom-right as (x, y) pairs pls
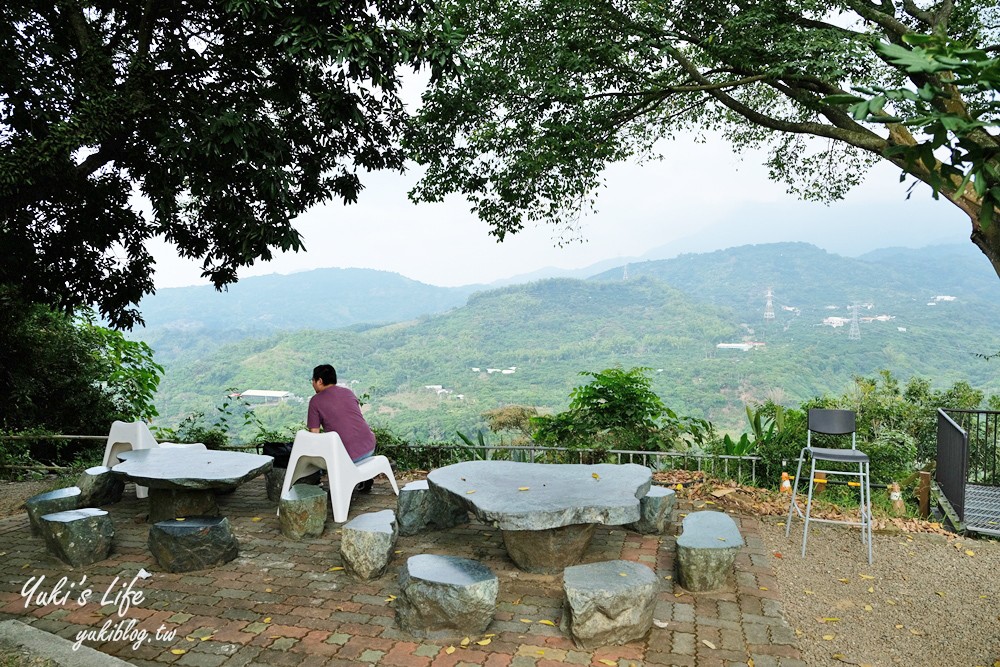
(848, 303), (861, 340)
(764, 288), (775, 320)
(622, 263), (629, 281)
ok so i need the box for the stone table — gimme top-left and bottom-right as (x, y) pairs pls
(112, 448), (273, 522)
(427, 461), (651, 573)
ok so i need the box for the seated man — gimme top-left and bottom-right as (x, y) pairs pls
(308, 364), (377, 491)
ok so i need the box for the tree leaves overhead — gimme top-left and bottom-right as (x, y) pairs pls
(407, 0), (1000, 273)
(0, 0), (462, 328)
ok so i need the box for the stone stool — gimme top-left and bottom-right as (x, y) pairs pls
(561, 559), (658, 649)
(77, 466), (125, 506)
(396, 554), (498, 640)
(148, 516), (239, 572)
(266, 468), (321, 502)
(25, 487), (81, 536)
(396, 480), (469, 536)
(279, 484), (327, 539)
(676, 510), (744, 592)
(626, 485), (676, 534)
(40, 508), (114, 567)
(340, 510), (397, 580)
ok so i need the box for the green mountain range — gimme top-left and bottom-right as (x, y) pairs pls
(141, 242), (1000, 442)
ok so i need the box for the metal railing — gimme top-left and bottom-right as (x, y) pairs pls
(937, 408), (969, 521)
(378, 442), (760, 484)
(0, 433), (761, 484)
(941, 408), (1000, 486)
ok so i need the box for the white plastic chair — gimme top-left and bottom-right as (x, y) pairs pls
(277, 430), (399, 522)
(100, 421), (207, 499)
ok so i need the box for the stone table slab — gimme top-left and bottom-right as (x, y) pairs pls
(112, 448), (272, 522)
(427, 461), (651, 572)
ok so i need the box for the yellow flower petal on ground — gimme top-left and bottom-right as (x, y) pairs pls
(445, 646), (455, 654)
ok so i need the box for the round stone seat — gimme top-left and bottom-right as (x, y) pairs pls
(561, 559), (659, 649)
(25, 487), (81, 536)
(40, 508), (114, 567)
(279, 483), (328, 539)
(396, 554), (498, 640)
(148, 516), (239, 573)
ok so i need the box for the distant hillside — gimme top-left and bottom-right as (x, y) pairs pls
(146, 242), (1000, 442)
(135, 267), (483, 361)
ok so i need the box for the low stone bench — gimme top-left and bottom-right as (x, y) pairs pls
(40, 508), (113, 567)
(626, 485), (676, 534)
(340, 510), (397, 580)
(148, 516), (239, 572)
(26, 487), (81, 536)
(676, 510), (744, 592)
(561, 559), (658, 649)
(397, 480), (469, 536)
(77, 466), (124, 506)
(265, 467), (321, 502)
(396, 554), (498, 640)
(279, 484), (327, 539)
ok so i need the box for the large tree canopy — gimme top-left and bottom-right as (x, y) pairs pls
(407, 0), (1000, 275)
(1, 0), (460, 328)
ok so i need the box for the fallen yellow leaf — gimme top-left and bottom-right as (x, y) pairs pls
(263, 617), (271, 623)
(867, 586), (874, 593)
(476, 638), (491, 645)
(265, 588), (272, 593)
(175, 517), (185, 521)
(619, 572), (628, 577)
(598, 660), (616, 666)
(804, 589), (815, 595)
(859, 574), (874, 580)
(251, 517), (262, 522)
(759, 586), (768, 591)
(676, 484), (683, 490)
(838, 578), (850, 583)
(466, 490), (476, 494)
(864, 604), (873, 611)
(822, 617), (840, 623)
(538, 619), (556, 626)
(385, 595), (396, 602)
(328, 566), (344, 571)
(445, 646), (455, 654)
(592, 472), (600, 480)
(460, 637), (470, 646)
(895, 624), (904, 629)
(909, 628), (925, 636)
(518, 486), (530, 491)
(171, 649), (187, 655)
(822, 634), (835, 641)
(936, 591), (945, 597)
(519, 618), (533, 623)
(966, 549), (976, 556)
(886, 599), (896, 606)
(702, 639), (717, 649)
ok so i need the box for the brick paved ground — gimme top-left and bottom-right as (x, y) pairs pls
(0, 477), (806, 666)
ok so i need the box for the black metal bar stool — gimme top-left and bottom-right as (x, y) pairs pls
(785, 408), (873, 564)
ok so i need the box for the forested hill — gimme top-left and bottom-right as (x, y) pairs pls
(147, 242), (1000, 441)
(136, 267), (482, 360)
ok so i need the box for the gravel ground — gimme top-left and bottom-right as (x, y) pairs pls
(760, 517), (1000, 667)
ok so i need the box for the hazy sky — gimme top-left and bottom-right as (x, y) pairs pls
(149, 135), (974, 289)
